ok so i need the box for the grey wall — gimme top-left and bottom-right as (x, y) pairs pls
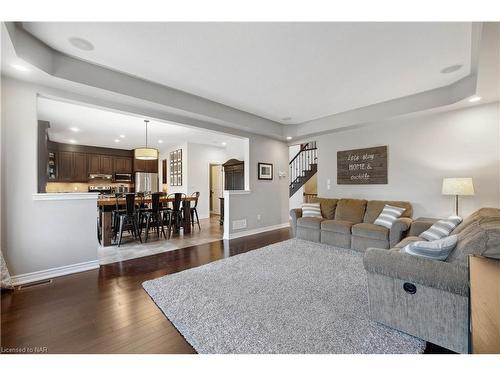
(1, 77), (98, 276)
(315, 102), (500, 218)
(227, 134), (289, 236)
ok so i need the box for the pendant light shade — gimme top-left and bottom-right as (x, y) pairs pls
(134, 120), (158, 160)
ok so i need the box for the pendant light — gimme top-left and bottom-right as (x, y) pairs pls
(134, 120), (159, 160)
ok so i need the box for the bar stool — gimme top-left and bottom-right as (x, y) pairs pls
(116, 193), (142, 247)
(112, 193), (126, 241)
(166, 193), (186, 239)
(190, 192), (201, 230)
(143, 192), (167, 241)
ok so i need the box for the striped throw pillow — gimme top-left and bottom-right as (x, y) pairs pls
(373, 204), (406, 229)
(401, 235), (458, 261)
(301, 203), (322, 218)
(421, 216), (462, 241)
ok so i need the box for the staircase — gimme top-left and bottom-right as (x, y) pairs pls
(289, 141), (317, 197)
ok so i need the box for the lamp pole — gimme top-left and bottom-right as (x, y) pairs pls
(455, 194), (459, 216)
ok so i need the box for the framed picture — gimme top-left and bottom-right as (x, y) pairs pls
(258, 162), (273, 180)
(169, 149), (183, 186)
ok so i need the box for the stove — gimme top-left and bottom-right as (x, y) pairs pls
(88, 185), (112, 194)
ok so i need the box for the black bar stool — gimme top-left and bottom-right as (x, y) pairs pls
(143, 192), (167, 241)
(190, 192), (201, 230)
(166, 192), (186, 239)
(116, 193), (142, 247)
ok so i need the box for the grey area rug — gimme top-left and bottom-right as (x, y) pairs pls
(143, 238), (425, 354)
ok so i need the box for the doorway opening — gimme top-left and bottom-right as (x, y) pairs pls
(209, 164), (224, 221)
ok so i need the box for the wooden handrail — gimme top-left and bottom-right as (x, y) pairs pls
(289, 141), (317, 165)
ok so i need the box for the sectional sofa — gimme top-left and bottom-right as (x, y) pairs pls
(290, 199), (500, 353)
(289, 198), (413, 251)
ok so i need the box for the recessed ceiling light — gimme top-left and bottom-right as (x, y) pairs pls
(68, 37), (94, 51)
(468, 96), (481, 103)
(119, 134), (125, 138)
(70, 127), (79, 132)
(11, 63), (29, 72)
(286, 136), (293, 140)
(440, 64), (463, 74)
(282, 117), (292, 121)
(114, 139), (120, 143)
(69, 139), (77, 144)
(221, 142), (227, 146)
(158, 140), (164, 144)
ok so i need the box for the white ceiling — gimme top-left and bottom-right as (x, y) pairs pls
(38, 97), (241, 150)
(23, 22), (472, 124)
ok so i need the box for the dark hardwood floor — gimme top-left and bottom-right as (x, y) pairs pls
(1, 228), (453, 354)
(1, 228), (290, 354)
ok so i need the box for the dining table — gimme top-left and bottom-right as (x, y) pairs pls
(97, 195), (197, 247)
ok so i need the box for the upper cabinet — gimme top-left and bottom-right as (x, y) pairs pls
(57, 151), (88, 182)
(114, 157), (133, 174)
(45, 141), (134, 184)
(223, 159), (244, 190)
(133, 158), (158, 173)
(88, 154), (114, 175)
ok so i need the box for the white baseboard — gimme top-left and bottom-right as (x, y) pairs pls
(11, 260), (100, 286)
(224, 222), (290, 240)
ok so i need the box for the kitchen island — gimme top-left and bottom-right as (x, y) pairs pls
(97, 195), (196, 247)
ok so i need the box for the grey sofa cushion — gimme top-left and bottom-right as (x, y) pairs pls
(352, 223), (389, 241)
(364, 200), (412, 223)
(451, 207), (500, 235)
(321, 220), (354, 234)
(309, 197), (338, 219)
(447, 221), (500, 266)
(334, 199), (367, 223)
(393, 236), (424, 249)
(297, 217), (324, 230)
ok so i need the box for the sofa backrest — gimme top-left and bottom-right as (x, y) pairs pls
(363, 200), (412, 223)
(334, 198), (367, 223)
(309, 197), (338, 219)
(451, 207), (500, 235)
(447, 219), (500, 267)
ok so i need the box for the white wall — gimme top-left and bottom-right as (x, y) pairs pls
(1, 77), (98, 276)
(187, 142), (227, 219)
(316, 102), (500, 218)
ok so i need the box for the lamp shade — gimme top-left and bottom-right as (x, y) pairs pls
(134, 147), (158, 160)
(442, 178), (474, 196)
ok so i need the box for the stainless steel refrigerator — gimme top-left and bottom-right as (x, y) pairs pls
(134, 172), (159, 193)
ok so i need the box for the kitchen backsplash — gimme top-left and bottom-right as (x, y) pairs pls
(46, 182), (133, 193)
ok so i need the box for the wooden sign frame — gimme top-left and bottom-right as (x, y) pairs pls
(337, 146), (387, 185)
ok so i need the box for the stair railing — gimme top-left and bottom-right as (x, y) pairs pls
(289, 141), (317, 187)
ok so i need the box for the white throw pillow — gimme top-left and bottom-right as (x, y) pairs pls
(374, 204), (405, 229)
(420, 216), (462, 241)
(401, 235), (458, 261)
(301, 203), (322, 218)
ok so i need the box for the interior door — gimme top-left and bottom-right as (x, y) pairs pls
(210, 165), (223, 214)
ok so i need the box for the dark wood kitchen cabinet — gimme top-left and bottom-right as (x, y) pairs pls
(57, 151), (88, 182)
(88, 154), (114, 175)
(133, 158), (158, 173)
(114, 157), (133, 174)
(58, 151), (74, 181)
(223, 159), (244, 190)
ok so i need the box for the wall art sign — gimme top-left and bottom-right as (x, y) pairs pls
(337, 146), (387, 184)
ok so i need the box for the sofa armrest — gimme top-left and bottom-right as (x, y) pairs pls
(389, 217), (412, 247)
(409, 218), (438, 237)
(289, 208), (302, 237)
(363, 248), (469, 296)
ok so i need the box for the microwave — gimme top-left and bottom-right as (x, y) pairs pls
(115, 173), (132, 182)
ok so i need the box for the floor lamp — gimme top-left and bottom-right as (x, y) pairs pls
(442, 178), (475, 216)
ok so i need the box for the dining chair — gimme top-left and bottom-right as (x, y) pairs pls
(143, 192), (167, 241)
(116, 193), (142, 247)
(112, 193), (126, 241)
(166, 192), (186, 239)
(190, 192), (201, 230)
